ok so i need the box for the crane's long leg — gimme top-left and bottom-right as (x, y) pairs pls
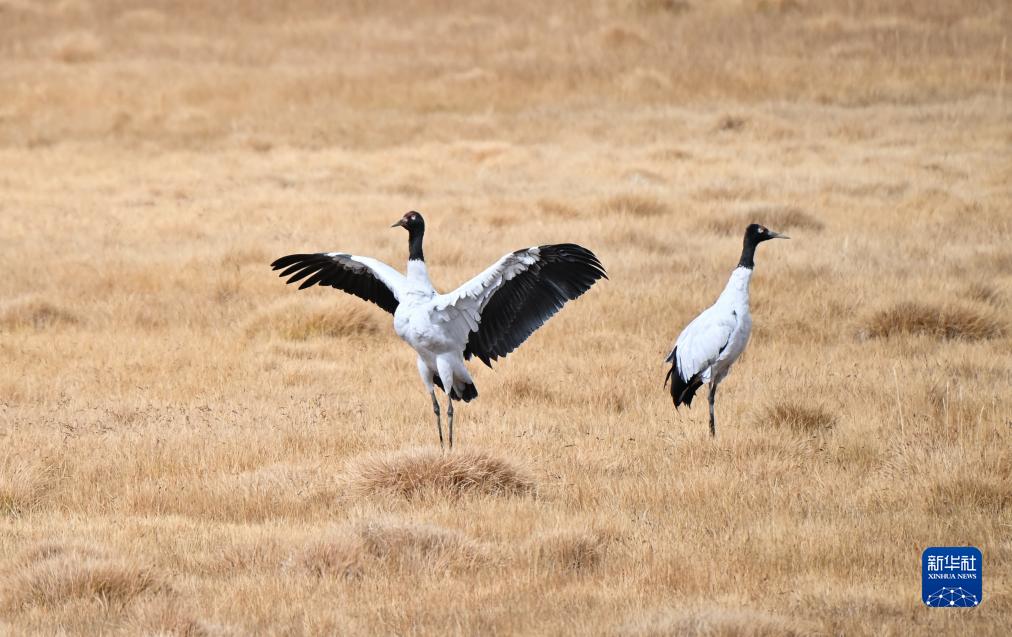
(430, 391), (444, 449)
(708, 384), (718, 437)
(447, 397), (455, 449)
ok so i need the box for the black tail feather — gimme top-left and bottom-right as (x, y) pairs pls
(664, 347), (703, 409)
(432, 376), (478, 403)
(457, 382), (478, 403)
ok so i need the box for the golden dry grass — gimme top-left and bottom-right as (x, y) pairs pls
(1, 0), (1010, 634)
(346, 447), (536, 498)
(866, 301), (1006, 340)
(2, 543), (166, 610)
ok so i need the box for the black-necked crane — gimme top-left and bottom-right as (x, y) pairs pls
(664, 223), (788, 437)
(272, 211), (606, 448)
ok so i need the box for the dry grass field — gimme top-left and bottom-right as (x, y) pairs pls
(1, 0), (1010, 634)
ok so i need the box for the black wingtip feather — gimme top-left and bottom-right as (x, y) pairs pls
(463, 243), (606, 367)
(271, 252), (399, 315)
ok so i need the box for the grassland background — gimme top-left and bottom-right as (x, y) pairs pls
(0, 0), (1010, 634)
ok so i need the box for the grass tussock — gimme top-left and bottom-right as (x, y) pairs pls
(866, 302), (1005, 340)
(625, 0), (691, 15)
(346, 448), (535, 499)
(1, 543), (166, 609)
(125, 597), (224, 637)
(0, 456), (50, 517)
(290, 518), (485, 578)
(358, 519), (486, 569)
(964, 282), (1004, 307)
(48, 31), (103, 64)
(600, 194), (670, 218)
(245, 299), (379, 341)
(974, 250), (1012, 274)
(531, 529), (609, 573)
(620, 606), (816, 637)
(714, 114), (748, 132)
(537, 199), (581, 219)
(928, 477), (1011, 516)
(759, 402), (836, 434)
(288, 533), (365, 579)
(0, 297), (78, 330)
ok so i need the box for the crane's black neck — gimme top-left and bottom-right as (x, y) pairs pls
(737, 237), (757, 270)
(407, 227), (424, 262)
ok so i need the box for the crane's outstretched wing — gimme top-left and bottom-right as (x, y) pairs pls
(664, 308), (737, 407)
(271, 252), (407, 314)
(435, 244), (606, 367)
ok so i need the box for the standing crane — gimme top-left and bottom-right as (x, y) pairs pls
(664, 223), (788, 436)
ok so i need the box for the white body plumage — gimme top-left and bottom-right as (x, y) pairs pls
(669, 266), (753, 389)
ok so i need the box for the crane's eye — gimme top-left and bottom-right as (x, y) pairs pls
(758, 227), (765, 233)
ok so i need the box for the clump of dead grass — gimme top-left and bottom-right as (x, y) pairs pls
(754, 0), (803, 14)
(48, 31), (103, 64)
(866, 302), (1005, 340)
(600, 194), (670, 218)
(358, 518), (487, 570)
(538, 199), (580, 219)
(976, 250), (1012, 273)
(625, 0), (691, 15)
(1, 543), (166, 609)
(619, 605), (817, 637)
(244, 299), (379, 340)
(530, 529), (609, 573)
(125, 597), (225, 637)
(963, 281), (1004, 307)
(758, 402), (836, 434)
(0, 297), (78, 330)
(0, 453), (52, 517)
(714, 114), (748, 132)
(345, 448), (535, 498)
(288, 532), (365, 579)
(600, 25), (648, 49)
(928, 476), (1011, 516)
(289, 518), (486, 578)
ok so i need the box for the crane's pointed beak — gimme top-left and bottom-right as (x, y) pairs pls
(768, 230), (789, 239)
(391, 219), (404, 228)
